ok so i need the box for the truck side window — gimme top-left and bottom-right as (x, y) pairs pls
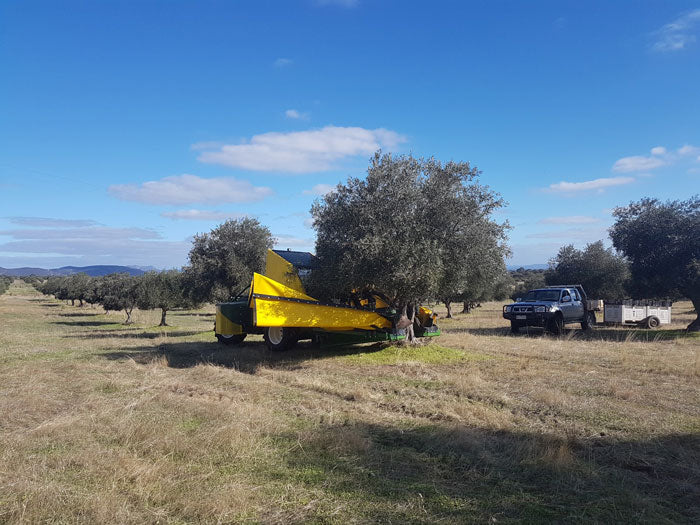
(561, 291), (571, 301)
(571, 289), (580, 301)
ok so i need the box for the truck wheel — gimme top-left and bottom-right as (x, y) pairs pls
(645, 316), (660, 329)
(264, 327), (299, 351)
(510, 321), (521, 334)
(582, 311), (596, 330)
(547, 314), (564, 335)
(216, 334), (246, 345)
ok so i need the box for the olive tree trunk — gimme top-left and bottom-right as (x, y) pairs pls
(159, 308), (168, 327)
(444, 301), (452, 319)
(688, 296), (700, 332)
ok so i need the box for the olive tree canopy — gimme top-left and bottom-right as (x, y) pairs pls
(545, 241), (630, 300)
(310, 151), (509, 339)
(184, 218), (275, 303)
(610, 196), (700, 331)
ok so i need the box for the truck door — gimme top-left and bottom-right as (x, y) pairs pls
(570, 288), (584, 320)
(560, 289), (574, 320)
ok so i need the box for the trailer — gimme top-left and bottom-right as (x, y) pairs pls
(603, 300), (672, 328)
(215, 249), (440, 350)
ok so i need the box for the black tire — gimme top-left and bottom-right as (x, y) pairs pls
(264, 327), (299, 351)
(216, 333), (246, 345)
(582, 311), (596, 330)
(646, 316), (660, 329)
(510, 321), (521, 334)
(547, 314), (564, 335)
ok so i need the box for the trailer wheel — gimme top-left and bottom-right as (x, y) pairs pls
(582, 311), (596, 330)
(645, 316), (660, 329)
(547, 314), (564, 335)
(264, 327), (298, 351)
(216, 333), (246, 345)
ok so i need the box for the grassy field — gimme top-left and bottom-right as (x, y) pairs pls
(1, 279), (698, 524)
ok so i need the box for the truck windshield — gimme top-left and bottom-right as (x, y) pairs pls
(521, 289), (561, 301)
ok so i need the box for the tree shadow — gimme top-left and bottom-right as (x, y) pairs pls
(51, 320), (116, 327)
(100, 339), (387, 373)
(170, 312), (215, 317)
(58, 312), (100, 317)
(459, 326), (695, 343)
(64, 329), (210, 340)
(277, 421), (699, 522)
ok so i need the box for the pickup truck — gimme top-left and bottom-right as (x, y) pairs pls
(502, 285), (596, 334)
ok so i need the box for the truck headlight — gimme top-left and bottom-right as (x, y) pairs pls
(535, 306), (545, 313)
(504, 305), (511, 313)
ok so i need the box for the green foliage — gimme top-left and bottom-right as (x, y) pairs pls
(97, 273), (141, 324)
(510, 270), (546, 301)
(184, 218), (275, 303)
(310, 152), (509, 326)
(136, 270), (190, 326)
(0, 276), (13, 295)
(545, 241), (630, 299)
(610, 196), (700, 330)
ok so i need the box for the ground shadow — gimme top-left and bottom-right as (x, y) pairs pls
(58, 312), (100, 317)
(101, 339), (387, 372)
(461, 325), (696, 343)
(274, 421), (699, 522)
(51, 320), (116, 327)
(64, 329), (210, 340)
(170, 312), (214, 317)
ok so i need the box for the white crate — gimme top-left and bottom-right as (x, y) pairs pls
(604, 303), (672, 325)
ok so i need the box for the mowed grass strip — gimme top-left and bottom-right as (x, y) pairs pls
(0, 279), (698, 523)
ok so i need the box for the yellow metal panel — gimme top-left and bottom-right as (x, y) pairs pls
(264, 249), (306, 293)
(215, 308), (243, 335)
(253, 297), (392, 330)
(252, 273), (317, 302)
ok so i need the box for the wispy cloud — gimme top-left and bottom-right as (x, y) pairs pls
(651, 9), (700, 52)
(109, 174), (272, 205)
(196, 126), (406, 173)
(303, 183), (335, 196)
(612, 155), (667, 173)
(273, 57), (293, 67)
(7, 217), (99, 228)
(526, 226), (609, 241)
(160, 209), (246, 221)
(274, 234), (314, 250)
(548, 177), (635, 193)
(314, 0), (358, 7)
(0, 225), (190, 268)
(538, 216), (600, 225)
(285, 109), (309, 120)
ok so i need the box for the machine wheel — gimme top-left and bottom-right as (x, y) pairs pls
(547, 314), (564, 335)
(582, 311), (596, 330)
(645, 316), (660, 329)
(510, 321), (521, 334)
(216, 333), (246, 345)
(264, 327), (299, 351)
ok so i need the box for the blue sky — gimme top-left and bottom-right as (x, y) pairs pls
(1, 0), (699, 269)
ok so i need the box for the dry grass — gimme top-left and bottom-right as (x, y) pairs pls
(1, 280), (698, 523)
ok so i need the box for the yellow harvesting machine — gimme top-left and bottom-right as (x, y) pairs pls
(215, 249), (440, 350)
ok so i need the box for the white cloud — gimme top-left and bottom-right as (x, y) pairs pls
(651, 9), (700, 52)
(0, 226), (191, 268)
(196, 126), (407, 173)
(678, 144), (700, 156)
(109, 174), (272, 205)
(7, 217), (98, 228)
(548, 177), (635, 193)
(160, 209), (246, 221)
(273, 234), (314, 251)
(538, 216), (600, 225)
(612, 155), (667, 173)
(650, 146), (667, 155)
(303, 217), (314, 228)
(285, 109), (309, 120)
(303, 183), (335, 196)
(273, 58), (293, 67)
(526, 226), (609, 241)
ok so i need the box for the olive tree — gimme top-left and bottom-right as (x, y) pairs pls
(137, 270), (189, 326)
(183, 218), (275, 303)
(310, 151), (508, 341)
(610, 196), (700, 331)
(98, 273), (140, 324)
(545, 241), (630, 300)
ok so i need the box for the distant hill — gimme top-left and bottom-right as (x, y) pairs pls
(0, 265), (146, 277)
(507, 264), (548, 271)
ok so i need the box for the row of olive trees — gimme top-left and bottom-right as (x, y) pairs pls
(36, 271), (191, 325)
